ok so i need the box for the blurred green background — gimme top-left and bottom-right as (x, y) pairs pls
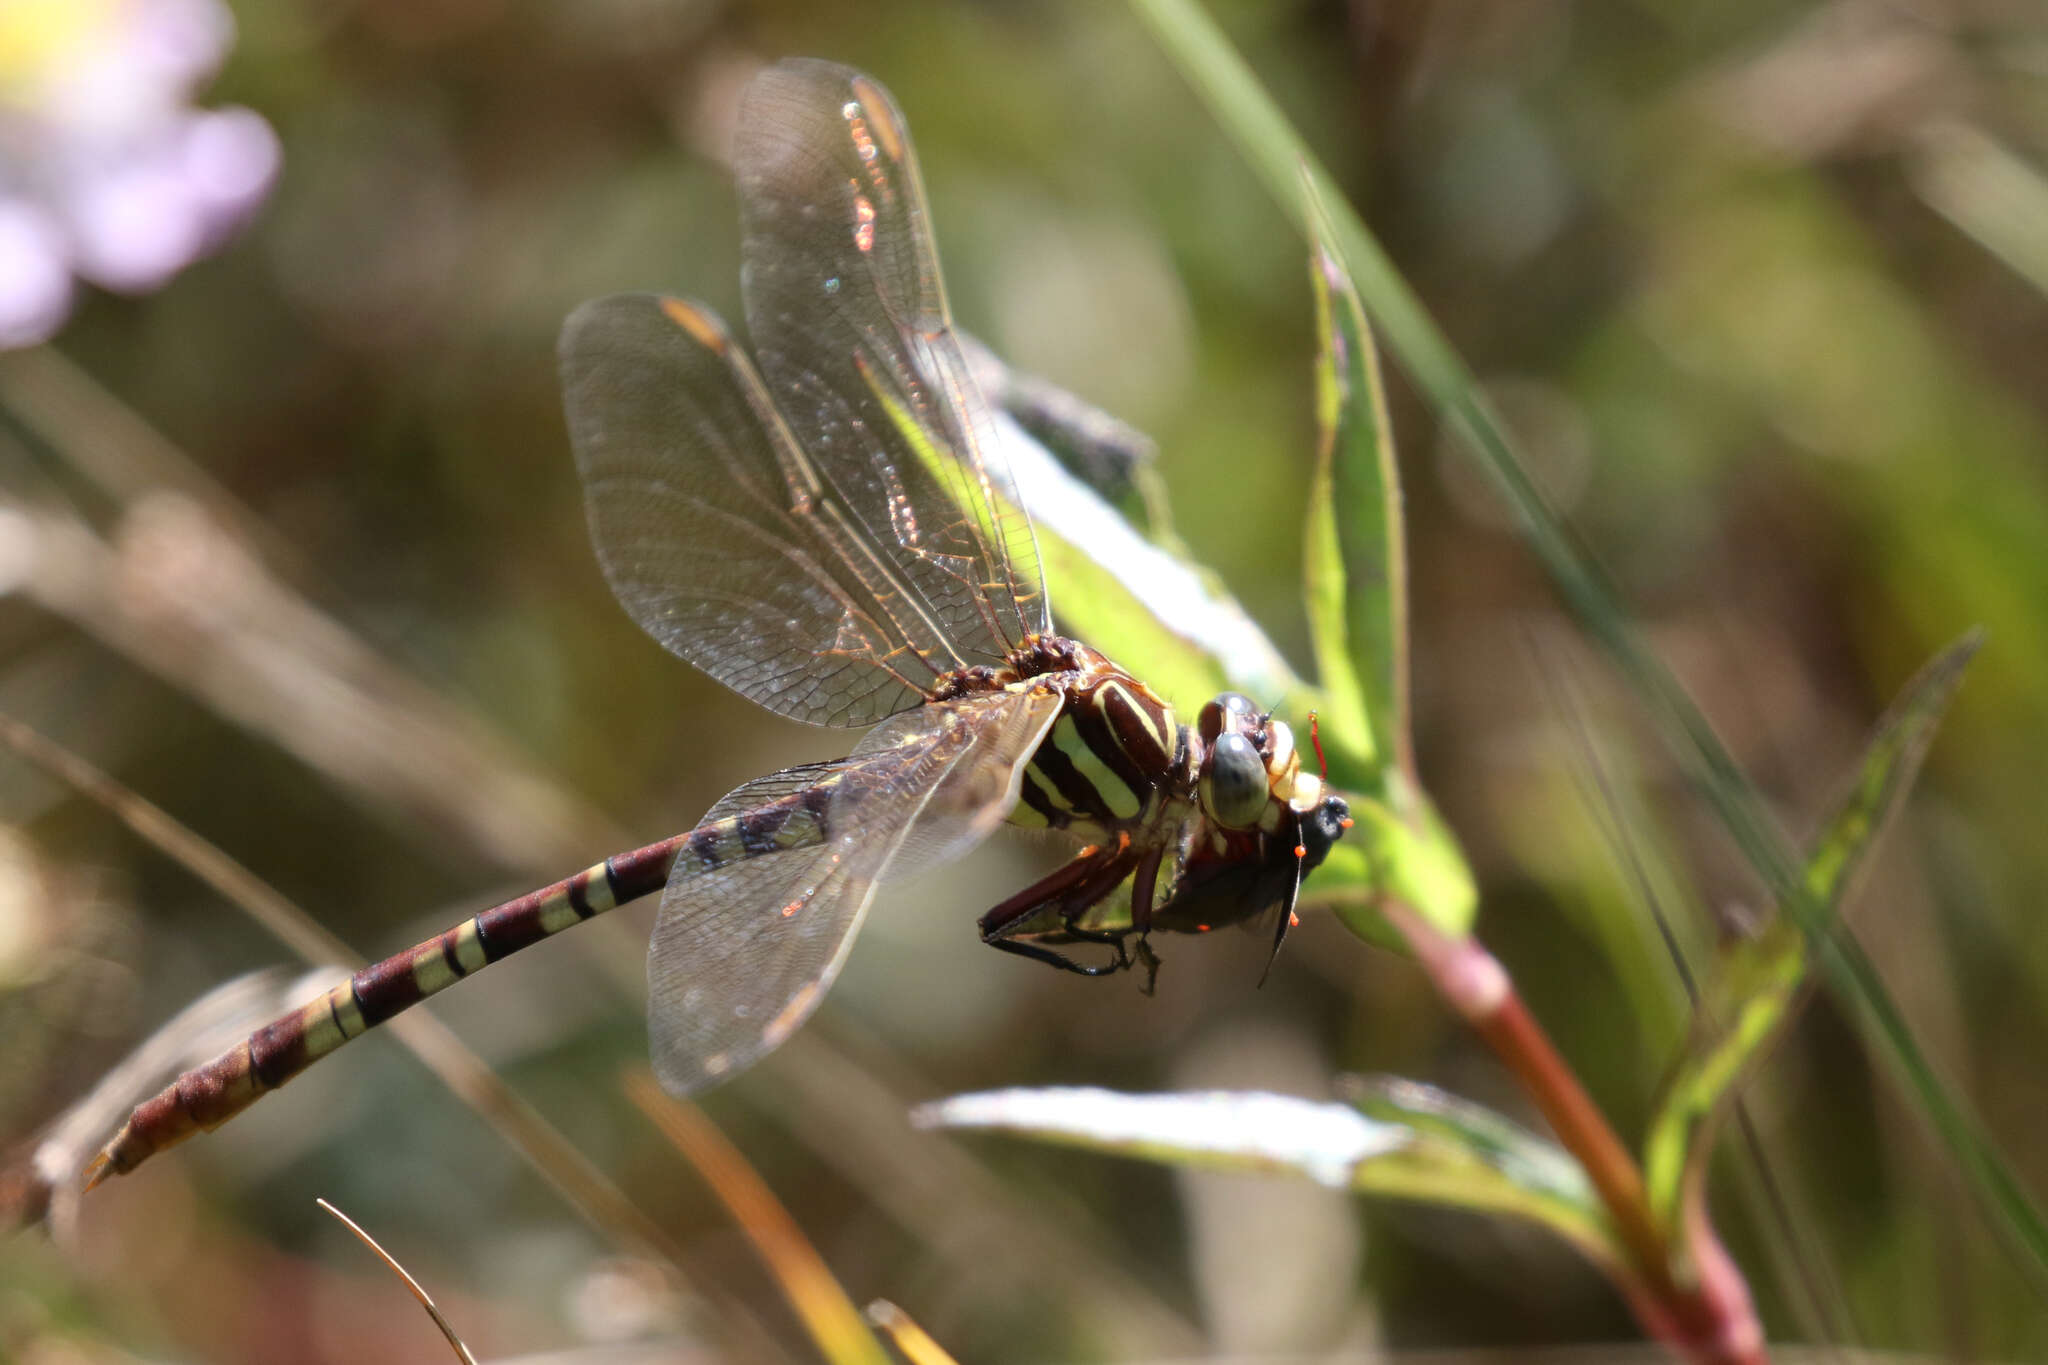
(5, 0), (2047, 1360)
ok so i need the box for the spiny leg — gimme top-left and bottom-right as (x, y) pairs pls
(1030, 843), (1168, 990)
(978, 840), (1142, 977)
(987, 933), (1132, 978)
(1132, 934), (1163, 996)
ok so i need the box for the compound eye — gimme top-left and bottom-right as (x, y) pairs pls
(1202, 731), (1269, 829)
(1197, 691), (1258, 745)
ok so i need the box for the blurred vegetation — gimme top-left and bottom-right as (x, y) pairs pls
(3, 0), (2047, 1360)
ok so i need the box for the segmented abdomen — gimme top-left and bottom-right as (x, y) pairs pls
(85, 789), (834, 1187)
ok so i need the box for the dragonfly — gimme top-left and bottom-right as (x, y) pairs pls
(83, 58), (1352, 1189)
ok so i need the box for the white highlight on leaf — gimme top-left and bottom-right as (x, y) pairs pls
(996, 414), (1299, 702)
(912, 1086), (1410, 1189)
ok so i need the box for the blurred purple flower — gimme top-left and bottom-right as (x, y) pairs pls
(0, 0), (279, 347)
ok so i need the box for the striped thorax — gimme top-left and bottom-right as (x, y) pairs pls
(1002, 640), (1181, 842)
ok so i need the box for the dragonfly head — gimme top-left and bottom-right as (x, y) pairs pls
(1194, 691), (1327, 833)
(1152, 767), (1351, 938)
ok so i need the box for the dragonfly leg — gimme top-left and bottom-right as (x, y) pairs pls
(978, 842), (1143, 977)
(1128, 845), (1163, 935)
(985, 933), (1132, 978)
(1132, 934), (1163, 996)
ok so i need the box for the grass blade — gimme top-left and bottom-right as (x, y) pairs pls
(1801, 633), (1983, 908)
(625, 1071), (892, 1365)
(318, 1198), (479, 1365)
(864, 1300), (962, 1365)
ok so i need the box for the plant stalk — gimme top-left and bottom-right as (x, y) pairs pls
(1384, 901), (1765, 1364)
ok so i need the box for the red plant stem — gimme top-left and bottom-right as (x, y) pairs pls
(1480, 987), (1669, 1278)
(1383, 901), (1765, 1365)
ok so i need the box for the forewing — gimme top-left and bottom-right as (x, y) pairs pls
(647, 687), (1061, 1096)
(736, 58), (1049, 657)
(564, 293), (948, 727)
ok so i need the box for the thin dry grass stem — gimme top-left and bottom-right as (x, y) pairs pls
(5, 495), (610, 871)
(863, 1300), (960, 1365)
(0, 352), (609, 870)
(0, 370), (639, 975)
(318, 1197), (480, 1365)
(623, 1069), (892, 1365)
(0, 709), (689, 1273)
(0, 708), (356, 966)
(0, 348), (300, 570)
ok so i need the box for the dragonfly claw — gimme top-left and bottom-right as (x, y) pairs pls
(1133, 935), (1162, 997)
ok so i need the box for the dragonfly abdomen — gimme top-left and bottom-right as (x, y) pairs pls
(83, 835), (687, 1187)
(689, 785), (834, 867)
(85, 783), (842, 1187)
(335, 792), (831, 1033)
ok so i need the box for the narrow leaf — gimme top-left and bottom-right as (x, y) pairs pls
(1802, 633), (1983, 909)
(1642, 633), (1983, 1232)
(1302, 786), (1478, 943)
(915, 1083), (1621, 1272)
(1302, 176), (1410, 788)
(1130, 0), (2048, 1290)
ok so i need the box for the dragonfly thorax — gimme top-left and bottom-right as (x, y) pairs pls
(993, 635), (1183, 840)
(999, 648), (1325, 862)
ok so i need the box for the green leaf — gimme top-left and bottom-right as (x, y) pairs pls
(1641, 633), (1982, 1234)
(1304, 782), (1477, 944)
(1297, 194), (1477, 942)
(1302, 178), (1410, 791)
(913, 1081), (1622, 1273)
(1001, 416), (1308, 725)
(1342, 1076), (1618, 1269)
(1130, 0), (2048, 1291)
(1801, 635), (1983, 909)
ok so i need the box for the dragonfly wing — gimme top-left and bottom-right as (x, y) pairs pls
(737, 59), (1050, 658)
(647, 686), (1061, 1096)
(564, 293), (954, 727)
